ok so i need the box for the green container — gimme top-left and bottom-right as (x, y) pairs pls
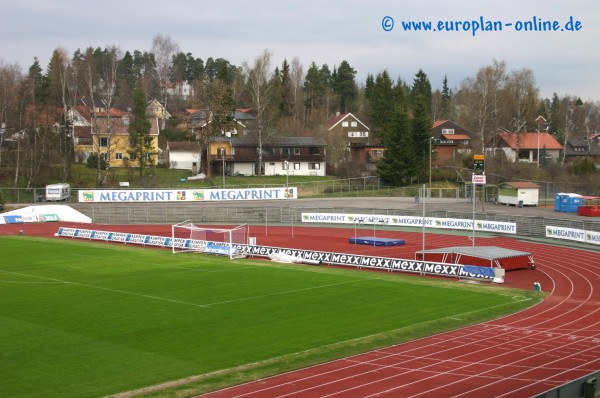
(584, 378), (597, 398)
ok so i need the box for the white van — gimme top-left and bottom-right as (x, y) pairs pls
(45, 183), (71, 201)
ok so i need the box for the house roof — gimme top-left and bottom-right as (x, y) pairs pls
(497, 131), (563, 150)
(91, 116), (160, 136)
(432, 120), (474, 143)
(498, 181), (540, 189)
(234, 109), (256, 120)
(167, 141), (200, 152)
(327, 113), (370, 131)
(97, 108), (128, 117)
(432, 119), (449, 129)
(565, 139), (600, 157)
(568, 139), (589, 148)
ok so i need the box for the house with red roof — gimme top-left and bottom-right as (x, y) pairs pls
(493, 131), (563, 164)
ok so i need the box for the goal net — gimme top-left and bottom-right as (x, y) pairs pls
(171, 221), (249, 259)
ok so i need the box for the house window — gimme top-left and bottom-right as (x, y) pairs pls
(129, 152), (137, 160)
(294, 163), (300, 170)
(309, 147), (320, 155)
(282, 162), (289, 170)
(348, 131), (369, 138)
(309, 163), (320, 170)
(76, 137), (92, 145)
(442, 128), (455, 135)
(294, 148), (301, 155)
(115, 152), (123, 160)
(281, 148), (290, 157)
(351, 121), (357, 127)
(99, 137), (109, 147)
(369, 150), (384, 162)
(342, 121), (349, 127)
(261, 147), (274, 156)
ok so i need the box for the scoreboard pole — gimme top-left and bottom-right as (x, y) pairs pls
(472, 154), (486, 246)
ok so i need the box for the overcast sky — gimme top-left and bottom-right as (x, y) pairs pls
(1, 0), (597, 101)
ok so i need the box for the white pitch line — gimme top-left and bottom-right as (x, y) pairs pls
(0, 269), (210, 308)
(201, 280), (363, 307)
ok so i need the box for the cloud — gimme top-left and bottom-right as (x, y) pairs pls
(1, 0), (598, 100)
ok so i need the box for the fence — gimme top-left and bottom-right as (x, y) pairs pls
(3, 176), (592, 206)
(63, 203), (600, 242)
(0, 179), (470, 205)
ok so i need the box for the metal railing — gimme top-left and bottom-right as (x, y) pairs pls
(0, 181), (469, 205)
(60, 203), (600, 244)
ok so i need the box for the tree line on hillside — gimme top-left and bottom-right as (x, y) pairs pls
(1, 34), (599, 189)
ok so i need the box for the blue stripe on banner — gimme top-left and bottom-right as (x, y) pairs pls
(3, 215), (24, 224)
(462, 265), (496, 279)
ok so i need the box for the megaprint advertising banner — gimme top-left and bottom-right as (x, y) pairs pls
(78, 187), (297, 203)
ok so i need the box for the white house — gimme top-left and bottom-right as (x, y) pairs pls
(491, 131), (563, 164)
(167, 141), (202, 174)
(208, 136), (327, 177)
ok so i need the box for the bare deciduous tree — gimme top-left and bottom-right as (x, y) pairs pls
(0, 61), (23, 169)
(47, 47), (74, 180)
(243, 49), (274, 176)
(190, 78), (235, 177)
(457, 59), (506, 153)
(504, 68), (539, 158)
(150, 34), (179, 128)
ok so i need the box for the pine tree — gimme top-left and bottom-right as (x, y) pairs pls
(377, 90), (417, 185)
(367, 70), (395, 133)
(411, 94), (433, 177)
(548, 93), (561, 135)
(440, 75), (452, 119)
(410, 69), (432, 116)
(333, 60), (357, 113)
(128, 82), (152, 178)
(270, 66), (282, 119)
(280, 59), (294, 117)
(303, 62), (321, 117)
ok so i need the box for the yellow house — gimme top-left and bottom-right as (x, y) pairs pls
(206, 137), (233, 177)
(146, 99), (171, 120)
(73, 108), (160, 168)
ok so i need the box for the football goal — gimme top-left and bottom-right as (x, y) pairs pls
(171, 221), (250, 259)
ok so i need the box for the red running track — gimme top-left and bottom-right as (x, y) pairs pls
(2, 223), (599, 397)
(198, 229), (600, 398)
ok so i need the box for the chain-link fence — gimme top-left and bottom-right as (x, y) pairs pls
(0, 177), (472, 205)
(61, 202), (600, 242)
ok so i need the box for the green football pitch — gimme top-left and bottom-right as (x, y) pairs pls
(0, 236), (541, 397)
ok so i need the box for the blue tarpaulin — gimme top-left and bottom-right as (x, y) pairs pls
(462, 265), (496, 279)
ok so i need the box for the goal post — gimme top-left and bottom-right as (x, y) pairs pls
(171, 221), (249, 259)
